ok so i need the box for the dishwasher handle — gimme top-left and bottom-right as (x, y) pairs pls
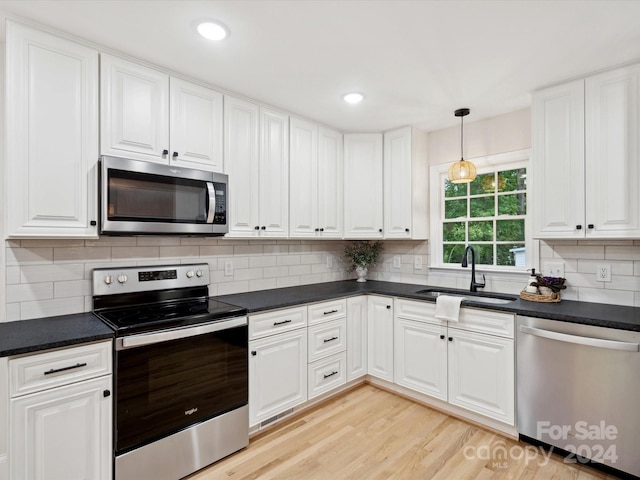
(520, 325), (639, 352)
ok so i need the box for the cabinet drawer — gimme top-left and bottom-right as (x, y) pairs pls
(394, 299), (445, 326)
(249, 306), (308, 340)
(456, 307), (515, 338)
(308, 318), (347, 362)
(308, 352), (347, 399)
(308, 299), (346, 325)
(10, 341), (112, 398)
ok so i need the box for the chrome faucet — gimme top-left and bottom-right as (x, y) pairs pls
(461, 246), (486, 292)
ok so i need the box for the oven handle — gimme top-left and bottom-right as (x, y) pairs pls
(520, 325), (640, 352)
(118, 316), (247, 350)
(206, 182), (216, 224)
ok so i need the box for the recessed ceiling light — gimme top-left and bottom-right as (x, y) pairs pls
(196, 20), (229, 41)
(343, 92), (364, 104)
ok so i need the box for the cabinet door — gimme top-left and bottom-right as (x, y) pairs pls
(289, 117), (318, 237)
(346, 296), (367, 381)
(367, 296), (393, 382)
(344, 134), (384, 238)
(447, 328), (514, 425)
(259, 108), (289, 237)
(10, 376), (112, 480)
(384, 127), (412, 239)
(224, 96), (260, 237)
(532, 80), (585, 238)
(6, 22), (99, 238)
(100, 54), (169, 163)
(317, 127), (344, 238)
(169, 77), (223, 172)
(585, 64), (640, 237)
(394, 318), (447, 400)
(249, 329), (307, 426)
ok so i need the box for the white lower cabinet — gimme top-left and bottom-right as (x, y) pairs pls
(447, 328), (514, 424)
(346, 296), (367, 381)
(6, 341), (112, 480)
(393, 299), (515, 426)
(367, 296), (394, 382)
(308, 353), (347, 399)
(249, 327), (307, 427)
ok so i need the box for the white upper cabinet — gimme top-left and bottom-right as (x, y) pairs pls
(101, 54), (223, 171)
(533, 63), (640, 238)
(169, 77), (223, 171)
(383, 126), (429, 239)
(289, 119), (343, 238)
(225, 96), (289, 237)
(6, 21), (99, 238)
(344, 134), (384, 238)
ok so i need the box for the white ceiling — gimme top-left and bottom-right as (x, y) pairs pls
(1, 0), (640, 133)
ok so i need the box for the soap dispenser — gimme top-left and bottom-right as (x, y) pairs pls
(525, 268), (538, 294)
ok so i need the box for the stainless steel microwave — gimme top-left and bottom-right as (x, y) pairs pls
(99, 156), (228, 236)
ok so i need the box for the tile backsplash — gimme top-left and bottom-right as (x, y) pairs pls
(6, 237), (640, 322)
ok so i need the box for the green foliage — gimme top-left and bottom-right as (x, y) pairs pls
(343, 241), (384, 273)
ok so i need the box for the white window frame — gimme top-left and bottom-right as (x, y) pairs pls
(429, 149), (537, 273)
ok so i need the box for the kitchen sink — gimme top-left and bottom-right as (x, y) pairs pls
(413, 288), (517, 305)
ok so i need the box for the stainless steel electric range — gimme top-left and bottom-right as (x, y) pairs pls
(92, 263), (248, 480)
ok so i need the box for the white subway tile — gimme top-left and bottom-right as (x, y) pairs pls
(217, 257), (249, 270)
(234, 245), (264, 255)
(112, 246), (160, 260)
(159, 246), (199, 258)
(277, 255), (301, 266)
(136, 237), (182, 246)
(21, 264), (84, 283)
(180, 237), (219, 246)
(6, 283), (53, 303)
(605, 246), (640, 261)
(5, 303), (20, 322)
(553, 245), (604, 260)
(300, 254), (323, 265)
(263, 266), (289, 278)
(6, 267), (20, 284)
(216, 281), (249, 295)
(249, 256), (277, 268)
(54, 247), (111, 263)
(85, 237), (136, 247)
(300, 273), (324, 285)
(20, 239), (85, 248)
(605, 275), (640, 291)
(577, 288), (634, 306)
(288, 244), (312, 254)
(249, 278), (278, 291)
(288, 265), (312, 276)
(21, 297), (85, 320)
(263, 245), (289, 255)
(276, 276), (301, 288)
(6, 247), (53, 265)
(54, 280), (92, 298)
(233, 268), (264, 281)
(200, 245), (234, 256)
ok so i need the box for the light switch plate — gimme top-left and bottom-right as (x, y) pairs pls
(542, 261), (564, 277)
(393, 256), (401, 269)
(224, 260), (233, 276)
(414, 256), (423, 270)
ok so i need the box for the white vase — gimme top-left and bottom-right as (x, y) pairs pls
(356, 266), (368, 282)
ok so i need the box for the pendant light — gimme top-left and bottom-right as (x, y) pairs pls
(447, 108), (477, 183)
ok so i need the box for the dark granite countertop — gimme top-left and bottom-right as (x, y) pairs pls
(217, 280), (640, 332)
(0, 312), (114, 357)
(3, 280), (640, 358)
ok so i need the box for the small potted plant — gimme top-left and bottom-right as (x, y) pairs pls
(344, 240), (383, 282)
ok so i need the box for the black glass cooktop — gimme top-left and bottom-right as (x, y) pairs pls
(95, 298), (246, 335)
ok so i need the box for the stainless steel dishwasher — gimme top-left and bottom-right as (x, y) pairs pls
(517, 315), (640, 477)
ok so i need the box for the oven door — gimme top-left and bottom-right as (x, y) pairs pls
(100, 155), (228, 235)
(114, 317), (248, 454)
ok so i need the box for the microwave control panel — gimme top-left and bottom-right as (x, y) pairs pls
(213, 182), (227, 225)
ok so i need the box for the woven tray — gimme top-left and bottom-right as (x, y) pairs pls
(520, 290), (561, 303)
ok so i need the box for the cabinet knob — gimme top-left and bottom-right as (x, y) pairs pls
(405, 228), (410, 233)
(251, 351), (257, 356)
(386, 305), (391, 309)
(320, 228), (324, 232)
(448, 337), (453, 342)
(576, 225), (582, 230)
(103, 389), (111, 398)
(254, 226), (260, 230)
(261, 226), (266, 230)
(162, 149), (169, 156)
(440, 334), (445, 340)
(315, 228), (320, 232)
(90, 220), (97, 226)
(379, 228), (383, 233)
(588, 224), (594, 229)
(172, 151), (179, 158)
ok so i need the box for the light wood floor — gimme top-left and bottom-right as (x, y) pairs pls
(187, 384), (620, 480)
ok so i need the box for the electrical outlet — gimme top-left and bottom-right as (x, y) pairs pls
(224, 260), (233, 276)
(597, 263), (611, 282)
(393, 256), (401, 269)
(542, 261), (565, 278)
(326, 255), (333, 269)
(414, 256), (423, 270)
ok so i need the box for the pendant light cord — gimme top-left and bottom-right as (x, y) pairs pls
(460, 114), (464, 161)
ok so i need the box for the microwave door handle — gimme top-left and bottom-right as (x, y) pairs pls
(206, 182), (215, 224)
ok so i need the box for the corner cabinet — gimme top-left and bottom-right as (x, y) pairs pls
(344, 134), (384, 238)
(225, 96), (289, 238)
(100, 54), (223, 171)
(5, 21), (99, 238)
(533, 63), (640, 239)
(383, 127), (429, 239)
(289, 119), (343, 238)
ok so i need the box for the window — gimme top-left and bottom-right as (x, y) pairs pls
(430, 150), (532, 270)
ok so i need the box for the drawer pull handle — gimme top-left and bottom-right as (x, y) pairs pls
(273, 319), (292, 326)
(323, 336), (339, 343)
(323, 371), (338, 379)
(323, 309), (338, 315)
(44, 362), (87, 376)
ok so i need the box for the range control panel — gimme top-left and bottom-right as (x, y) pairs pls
(93, 263), (210, 296)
